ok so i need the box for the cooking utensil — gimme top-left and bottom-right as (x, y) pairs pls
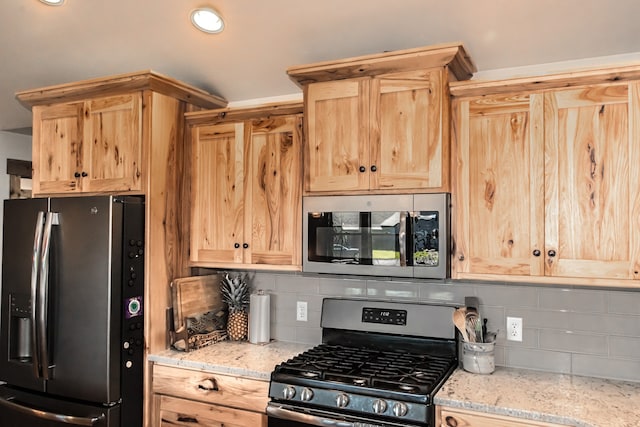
(453, 308), (470, 342)
(475, 314), (483, 343)
(465, 310), (479, 343)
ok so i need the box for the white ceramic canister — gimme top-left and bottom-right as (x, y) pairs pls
(461, 341), (495, 374)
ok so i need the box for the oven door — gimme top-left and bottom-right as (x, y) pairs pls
(267, 402), (425, 427)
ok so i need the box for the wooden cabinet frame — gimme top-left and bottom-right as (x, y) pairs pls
(152, 364), (268, 427)
(186, 102), (304, 271)
(451, 66), (640, 288)
(289, 43), (476, 195)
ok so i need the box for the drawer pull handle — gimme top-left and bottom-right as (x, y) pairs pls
(197, 378), (219, 391)
(445, 416), (458, 427)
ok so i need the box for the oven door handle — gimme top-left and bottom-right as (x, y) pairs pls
(267, 404), (355, 427)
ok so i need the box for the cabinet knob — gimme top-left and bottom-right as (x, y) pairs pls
(81, 171), (88, 177)
(533, 249), (541, 257)
(234, 243), (240, 249)
(359, 166), (366, 173)
(74, 172), (81, 178)
(458, 255), (465, 261)
(370, 165), (377, 172)
(548, 250), (556, 257)
(243, 243), (249, 249)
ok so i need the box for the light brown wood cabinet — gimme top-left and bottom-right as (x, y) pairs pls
(31, 93), (142, 194)
(186, 103), (303, 270)
(304, 70), (448, 193)
(438, 407), (565, 427)
(288, 43), (476, 195)
(152, 364), (268, 427)
(452, 71), (640, 287)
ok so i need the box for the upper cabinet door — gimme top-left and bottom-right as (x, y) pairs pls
(453, 93), (545, 278)
(373, 69), (447, 191)
(544, 83), (640, 280)
(32, 102), (84, 194)
(190, 122), (245, 265)
(31, 93), (143, 195)
(305, 79), (370, 192)
(245, 116), (302, 266)
(82, 94), (142, 192)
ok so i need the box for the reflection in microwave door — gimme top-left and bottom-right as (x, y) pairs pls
(414, 249), (439, 266)
(331, 258), (360, 264)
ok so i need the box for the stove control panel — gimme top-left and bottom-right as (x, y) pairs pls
(269, 382), (427, 423)
(362, 307), (407, 325)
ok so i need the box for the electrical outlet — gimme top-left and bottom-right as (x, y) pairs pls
(296, 301), (308, 322)
(507, 316), (523, 342)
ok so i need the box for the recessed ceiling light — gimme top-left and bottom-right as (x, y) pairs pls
(39, 0), (65, 5)
(190, 7), (224, 34)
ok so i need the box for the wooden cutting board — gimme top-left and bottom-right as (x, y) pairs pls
(170, 274), (223, 336)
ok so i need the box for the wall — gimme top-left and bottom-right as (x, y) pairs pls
(248, 271), (640, 383)
(0, 131), (32, 263)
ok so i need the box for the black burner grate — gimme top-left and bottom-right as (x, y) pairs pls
(273, 344), (455, 395)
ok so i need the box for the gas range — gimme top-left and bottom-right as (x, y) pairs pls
(267, 299), (458, 427)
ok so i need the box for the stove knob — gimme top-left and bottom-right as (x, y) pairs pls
(372, 399), (388, 414)
(282, 386), (296, 400)
(300, 387), (314, 402)
(336, 393), (350, 408)
(392, 402), (408, 417)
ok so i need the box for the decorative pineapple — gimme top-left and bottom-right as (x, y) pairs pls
(220, 272), (250, 341)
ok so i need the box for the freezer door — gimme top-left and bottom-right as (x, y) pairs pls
(0, 384), (118, 427)
(46, 196), (122, 404)
(0, 198), (49, 392)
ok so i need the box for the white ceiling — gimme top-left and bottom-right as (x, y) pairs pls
(2, 0), (640, 133)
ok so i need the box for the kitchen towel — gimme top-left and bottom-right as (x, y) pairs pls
(249, 290), (270, 344)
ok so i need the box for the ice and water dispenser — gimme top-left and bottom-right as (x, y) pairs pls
(8, 293), (32, 362)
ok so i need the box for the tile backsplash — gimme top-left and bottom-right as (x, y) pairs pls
(247, 271), (640, 383)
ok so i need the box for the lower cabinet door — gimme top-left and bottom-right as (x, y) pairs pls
(157, 395), (266, 427)
(439, 407), (565, 427)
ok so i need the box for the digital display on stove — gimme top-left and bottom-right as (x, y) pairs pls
(362, 307), (407, 325)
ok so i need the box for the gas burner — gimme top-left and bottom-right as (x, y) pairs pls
(399, 384), (418, 392)
(352, 378), (367, 386)
(302, 371), (320, 378)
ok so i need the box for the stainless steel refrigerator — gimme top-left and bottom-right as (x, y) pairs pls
(0, 196), (144, 427)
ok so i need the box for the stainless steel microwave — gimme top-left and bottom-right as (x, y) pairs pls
(303, 193), (450, 278)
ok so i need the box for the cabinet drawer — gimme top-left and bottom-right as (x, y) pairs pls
(439, 407), (565, 427)
(152, 364), (269, 412)
(157, 394), (267, 427)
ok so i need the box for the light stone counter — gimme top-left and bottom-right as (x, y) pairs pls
(148, 340), (312, 380)
(435, 367), (640, 427)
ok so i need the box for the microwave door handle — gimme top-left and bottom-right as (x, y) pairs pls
(399, 212), (407, 267)
(0, 395), (105, 426)
(38, 212), (58, 380)
(30, 211), (45, 379)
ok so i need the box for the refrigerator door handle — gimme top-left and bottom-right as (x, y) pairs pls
(0, 395), (105, 426)
(38, 212), (58, 380)
(30, 211), (45, 379)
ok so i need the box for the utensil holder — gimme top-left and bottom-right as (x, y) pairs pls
(462, 341), (495, 374)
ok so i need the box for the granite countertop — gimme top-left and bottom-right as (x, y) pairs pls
(147, 340), (312, 381)
(435, 367), (640, 427)
(149, 343), (640, 426)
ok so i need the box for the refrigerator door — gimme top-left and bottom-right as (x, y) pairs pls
(0, 198), (49, 392)
(0, 384), (118, 427)
(45, 196), (121, 404)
